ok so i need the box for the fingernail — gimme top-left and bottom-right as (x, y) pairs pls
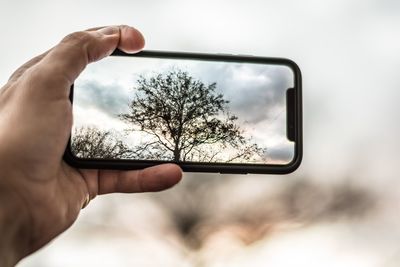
(97, 26), (119, 36)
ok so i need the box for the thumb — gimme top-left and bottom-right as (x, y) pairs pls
(30, 25), (144, 96)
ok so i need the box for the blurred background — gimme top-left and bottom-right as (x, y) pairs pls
(1, 0), (400, 266)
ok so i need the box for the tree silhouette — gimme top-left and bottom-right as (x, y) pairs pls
(71, 126), (131, 159)
(120, 69), (266, 162)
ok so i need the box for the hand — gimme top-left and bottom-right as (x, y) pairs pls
(0, 25), (182, 266)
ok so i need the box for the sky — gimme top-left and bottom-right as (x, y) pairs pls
(72, 56), (295, 163)
(2, 0), (400, 266)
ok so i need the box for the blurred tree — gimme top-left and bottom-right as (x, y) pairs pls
(71, 126), (131, 159)
(120, 69), (266, 162)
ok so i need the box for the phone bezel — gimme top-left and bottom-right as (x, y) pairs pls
(64, 49), (303, 174)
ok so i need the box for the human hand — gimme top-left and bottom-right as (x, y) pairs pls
(0, 25), (182, 266)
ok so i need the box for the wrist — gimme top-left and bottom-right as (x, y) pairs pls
(0, 187), (31, 267)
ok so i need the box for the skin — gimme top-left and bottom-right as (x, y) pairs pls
(0, 25), (183, 266)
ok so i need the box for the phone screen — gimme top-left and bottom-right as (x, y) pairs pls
(71, 54), (296, 165)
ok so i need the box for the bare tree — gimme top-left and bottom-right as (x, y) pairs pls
(71, 126), (131, 159)
(120, 69), (266, 162)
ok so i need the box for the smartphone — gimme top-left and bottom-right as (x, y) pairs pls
(64, 50), (302, 174)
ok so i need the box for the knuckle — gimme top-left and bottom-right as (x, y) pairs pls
(62, 31), (93, 45)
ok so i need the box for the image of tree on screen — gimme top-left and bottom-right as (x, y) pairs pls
(120, 69), (266, 163)
(72, 127), (132, 159)
(72, 68), (267, 163)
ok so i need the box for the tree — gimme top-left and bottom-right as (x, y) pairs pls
(71, 126), (132, 159)
(120, 69), (266, 163)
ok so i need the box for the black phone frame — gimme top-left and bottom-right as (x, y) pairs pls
(64, 49), (302, 174)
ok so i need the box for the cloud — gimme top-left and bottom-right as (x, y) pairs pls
(188, 61), (293, 125)
(75, 57), (294, 130)
(73, 79), (132, 118)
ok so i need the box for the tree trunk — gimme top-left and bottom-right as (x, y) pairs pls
(173, 148), (180, 161)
